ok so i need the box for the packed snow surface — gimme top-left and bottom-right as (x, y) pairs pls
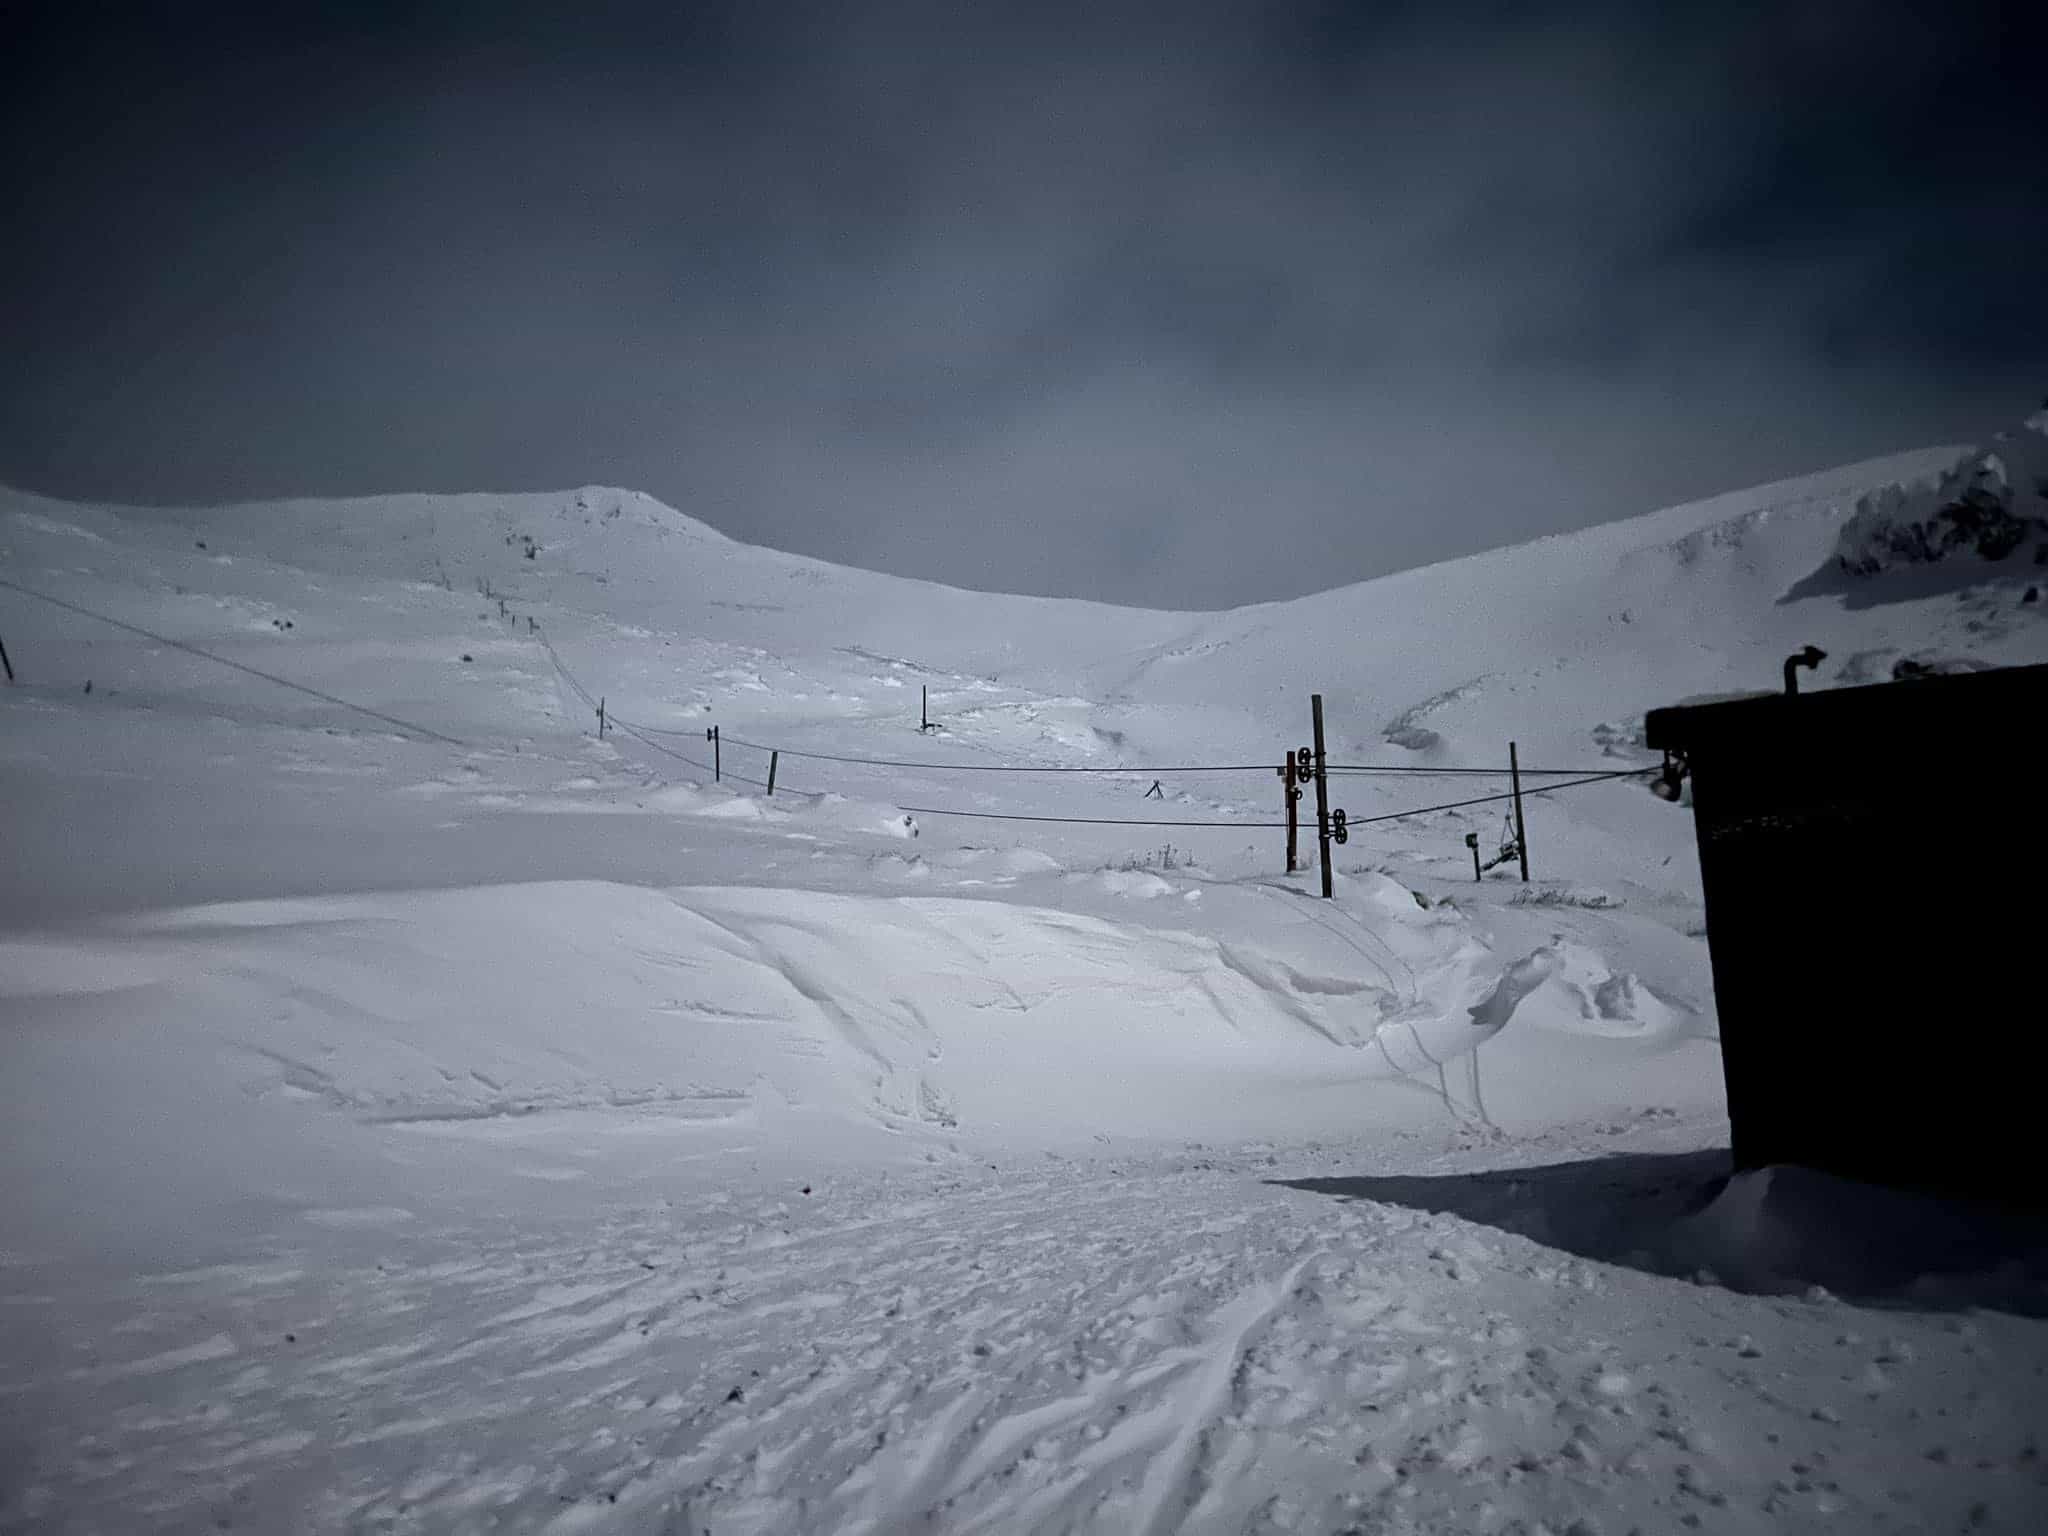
(4, 419), (2047, 1531)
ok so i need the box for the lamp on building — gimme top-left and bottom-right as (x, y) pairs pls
(1650, 749), (1690, 803)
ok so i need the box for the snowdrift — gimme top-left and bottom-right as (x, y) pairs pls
(0, 878), (1722, 1246)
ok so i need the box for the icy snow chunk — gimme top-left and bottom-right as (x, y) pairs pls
(1086, 870), (1173, 899)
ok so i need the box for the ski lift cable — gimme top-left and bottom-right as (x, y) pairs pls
(714, 735), (1651, 780)
(894, 770), (1643, 831)
(0, 576), (468, 747)
(720, 738), (1278, 773)
(536, 631), (1658, 810)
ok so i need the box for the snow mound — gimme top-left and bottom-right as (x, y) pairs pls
(1077, 869), (1175, 899)
(0, 879), (1723, 1252)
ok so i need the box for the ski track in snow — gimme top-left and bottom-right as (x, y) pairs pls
(5, 1142), (2047, 1534)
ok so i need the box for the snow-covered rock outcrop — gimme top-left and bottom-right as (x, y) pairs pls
(1828, 409), (2048, 578)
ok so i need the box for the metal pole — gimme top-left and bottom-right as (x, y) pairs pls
(1280, 761), (1298, 873)
(707, 725), (720, 781)
(767, 750), (778, 796)
(921, 684), (930, 732)
(0, 635), (12, 683)
(1312, 694), (1333, 899)
(597, 696), (605, 737)
(1510, 740), (1529, 883)
(1783, 644), (1826, 695)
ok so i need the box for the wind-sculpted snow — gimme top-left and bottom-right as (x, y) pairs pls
(0, 881), (1627, 1181)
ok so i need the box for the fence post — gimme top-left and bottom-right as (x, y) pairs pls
(767, 750), (778, 796)
(597, 696), (605, 737)
(1510, 740), (1529, 883)
(921, 684), (935, 732)
(707, 725), (720, 781)
(1312, 693), (1333, 899)
(0, 634), (12, 683)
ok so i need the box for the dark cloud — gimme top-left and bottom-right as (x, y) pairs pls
(3, 1), (2042, 607)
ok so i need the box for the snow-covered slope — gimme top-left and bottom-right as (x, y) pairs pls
(5, 416), (2047, 1532)
(6, 416), (2045, 1189)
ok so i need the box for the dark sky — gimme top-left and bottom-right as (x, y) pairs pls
(3, 2), (2042, 608)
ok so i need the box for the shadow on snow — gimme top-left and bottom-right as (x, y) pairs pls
(1275, 1148), (2048, 1319)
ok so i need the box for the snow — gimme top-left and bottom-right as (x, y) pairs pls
(4, 419), (2048, 1530)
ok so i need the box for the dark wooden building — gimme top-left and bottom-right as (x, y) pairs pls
(1645, 661), (2047, 1206)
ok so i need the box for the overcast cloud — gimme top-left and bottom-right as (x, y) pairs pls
(3, 1), (2041, 607)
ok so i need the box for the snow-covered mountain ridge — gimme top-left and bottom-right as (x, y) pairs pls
(11, 430), (2031, 764)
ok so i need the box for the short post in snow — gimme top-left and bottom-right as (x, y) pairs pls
(920, 684), (937, 733)
(1466, 830), (1483, 882)
(597, 696), (605, 737)
(767, 750), (778, 796)
(706, 725), (720, 782)
(1311, 693), (1334, 899)
(1509, 740), (1530, 883)
(0, 634), (13, 683)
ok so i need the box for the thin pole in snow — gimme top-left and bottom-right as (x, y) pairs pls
(767, 750), (778, 796)
(1280, 758), (1300, 873)
(1510, 740), (1529, 883)
(1312, 693), (1333, 899)
(597, 696), (605, 737)
(706, 725), (720, 781)
(0, 634), (12, 683)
